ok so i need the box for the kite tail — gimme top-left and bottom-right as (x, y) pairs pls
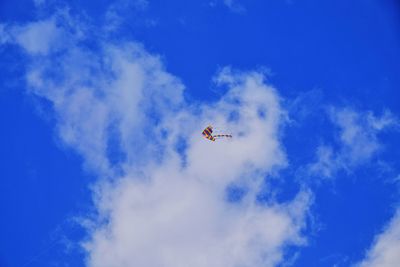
(213, 134), (232, 139)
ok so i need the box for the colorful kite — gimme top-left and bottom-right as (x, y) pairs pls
(202, 125), (232, 142)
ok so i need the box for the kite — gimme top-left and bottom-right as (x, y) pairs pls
(202, 125), (232, 141)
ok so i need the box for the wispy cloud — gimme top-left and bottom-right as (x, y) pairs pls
(33, 0), (46, 8)
(104, 0), (152, 32)
(2, 9), (311, 267)
(223, 0), (246, 13)
(209, 0), (245, 14)
(308, 107), (398, 179)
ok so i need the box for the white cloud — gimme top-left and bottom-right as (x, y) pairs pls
(26, 42), (185, 176)
(7, 12), (311, 267)
(309, 108), (398, 179)
(85, 175), (309, 267)
(13, 18), (64, 55)
(356, 210), (400, 267)
(1, 10), (88, 56)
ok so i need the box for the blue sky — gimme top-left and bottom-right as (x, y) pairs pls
(1, 1), (400, 267)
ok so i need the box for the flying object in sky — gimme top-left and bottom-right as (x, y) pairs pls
(202, 125), (232, 141)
